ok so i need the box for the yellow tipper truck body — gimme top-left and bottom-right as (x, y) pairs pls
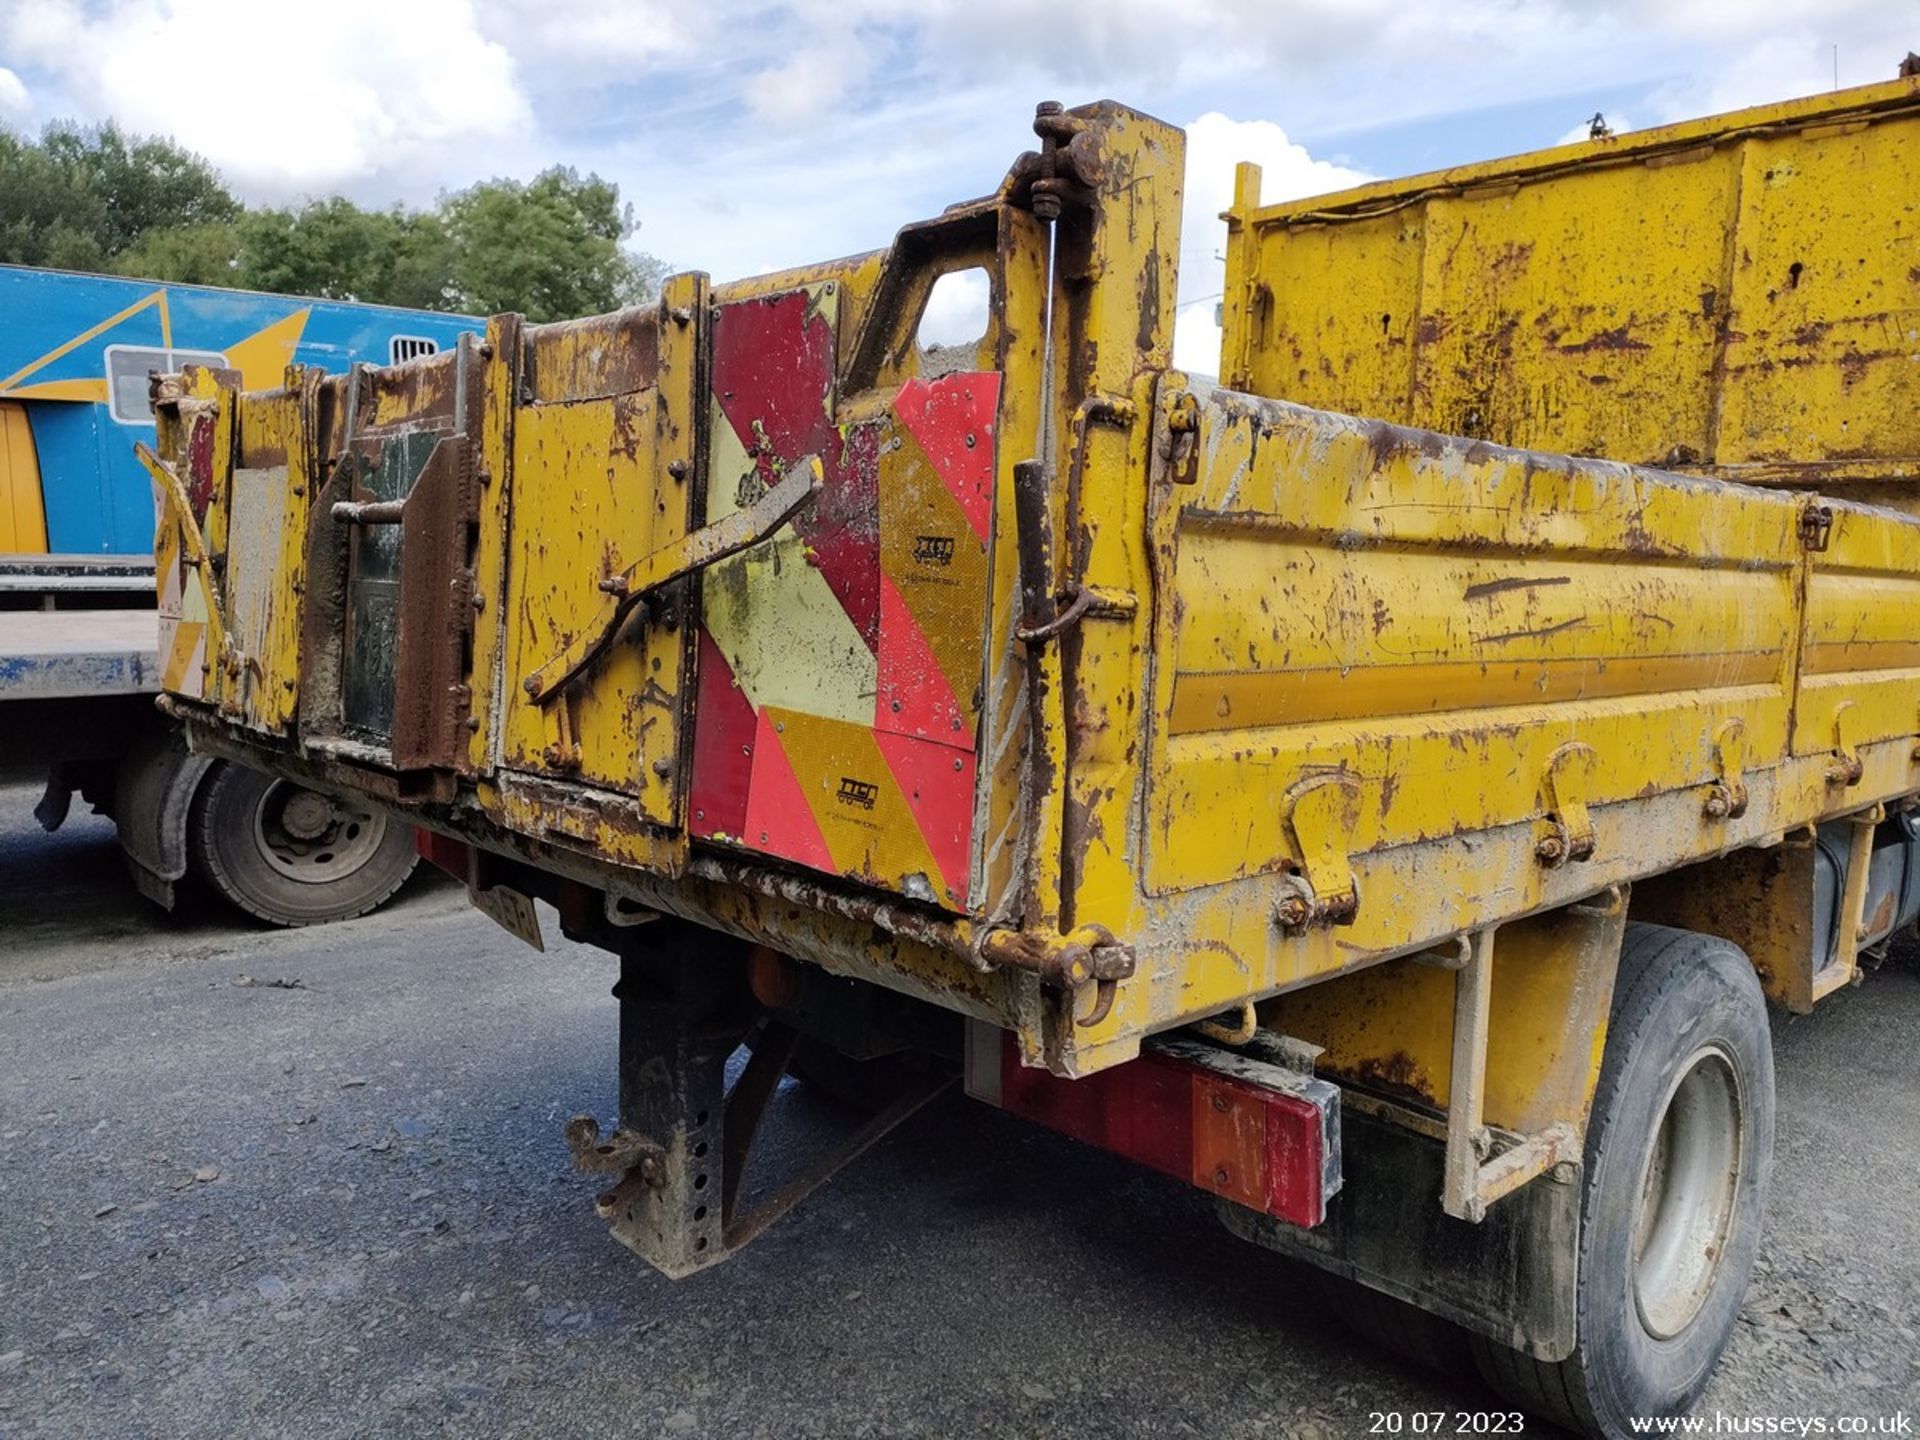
(145, 78), (1920, 1438)
(1221, 75), (1920, 509)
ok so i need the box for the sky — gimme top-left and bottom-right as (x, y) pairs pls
(1, 0), (1912, 371)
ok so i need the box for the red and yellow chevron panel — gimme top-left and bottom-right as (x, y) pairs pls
(689, 285), (1000, 910)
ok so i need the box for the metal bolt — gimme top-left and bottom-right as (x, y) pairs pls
(1535, 834), (1567, 865)
(470, 592), (485, 612)
(1212, 1165), (1230, 1186)
(1273, 894), (1312, 931)
(478, 342), (494, 360)
(466, 716), (482, 732)
(1552, 1160), (1579, 1185)
(522, 677), (540, 696)
(652, 758), (673, 778)
(667, 459), (689, 481)
(1211, 1093), (1230, 1113)
(669, 306), (694, 326)
(598, 576), (630, 596)
(1703, 788), (1730, 819)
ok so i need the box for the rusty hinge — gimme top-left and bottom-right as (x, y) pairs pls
(1798, 503), (1834, 552)
(977, 923), (1136, 1029)
(1705, 719), (1749, 820)
(1535, 743), (1597, 867)
(1273, 773), (1362, 931)
(1826, 701), (1865, 787)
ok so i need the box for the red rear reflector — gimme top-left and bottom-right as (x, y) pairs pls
(968, 1025), (1341, 1229)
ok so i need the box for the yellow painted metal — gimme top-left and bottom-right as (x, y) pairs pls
(1266, 903), (1620, 1140)
(1222, 76), (1920, 505)
(498, 300), (701, 819)
(220, 367), (319, 732)
(153, 94), (1920, 1093)
(0, 401), (46, 552)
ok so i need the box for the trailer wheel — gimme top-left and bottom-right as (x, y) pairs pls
(190, 762), (417, 926)
(1471, 923), (1773, 1438)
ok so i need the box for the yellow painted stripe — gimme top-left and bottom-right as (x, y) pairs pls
(1803, 639), (1920, 675)
(0, 401), (46, 552)
(1170, 650), (1783, 734)
(764, 706), (949, 900)
(2, 378), (111, 404)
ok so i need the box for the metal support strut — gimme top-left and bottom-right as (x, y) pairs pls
(565, 919), (950, 1277)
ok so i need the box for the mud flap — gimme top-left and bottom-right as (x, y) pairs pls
(1218, 1104), (1580, 1362)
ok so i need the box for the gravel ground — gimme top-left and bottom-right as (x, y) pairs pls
(1, 780), (1915, 1438)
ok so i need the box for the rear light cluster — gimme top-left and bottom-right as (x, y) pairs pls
(966, 1022), (1342, 1228)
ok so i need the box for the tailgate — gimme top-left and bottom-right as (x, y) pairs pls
(149, 214), (1038, 914)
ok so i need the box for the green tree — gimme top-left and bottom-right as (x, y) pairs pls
(0, 121), (239, 270)
(0, 119), (662, 321)
(113, 222), (240, 286)
(234, 200), (453, 310)
(441, 166), (663, 321)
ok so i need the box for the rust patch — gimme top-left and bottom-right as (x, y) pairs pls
(1349, 1050), (1440, 1109)
(1555, 325), (1650, 355)
(1463, 574), (1571, 602)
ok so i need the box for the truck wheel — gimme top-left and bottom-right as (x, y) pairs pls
(1471, 924), (1774, 1438)
(190, 762), (417, 926)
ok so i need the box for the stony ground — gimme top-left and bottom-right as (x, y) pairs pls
(1, 780), (1915, 1438)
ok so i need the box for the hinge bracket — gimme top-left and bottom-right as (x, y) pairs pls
(1535, 743), (1597, 867)
(1705, 719), (1749, 819)
(1274, 773), (1362, 930)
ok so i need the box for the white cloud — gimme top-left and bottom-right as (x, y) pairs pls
(474, 0), (696, 83)
(1174, 112), (1371, 376)
(2, 0), (532, 198)
(0, 64), (26, 116)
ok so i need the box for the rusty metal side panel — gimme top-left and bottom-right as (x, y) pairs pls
(1143, 391), (1804, 901)
(151, 368), (235, 706)
(497, 286), (701, 830)
(338, 355), (463, 741)
(1222, 77), (1920, 492)
(1714, 117), (1920, 472)
(222, 368), (320, 732)
(1794, 499), (1920, 761)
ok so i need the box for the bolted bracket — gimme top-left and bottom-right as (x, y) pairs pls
(1704, 718), (1750, 820)
(1535, 743), (1596, 867)
(1826, 702), (1865, 787)
(1274, 773), (1362, 930)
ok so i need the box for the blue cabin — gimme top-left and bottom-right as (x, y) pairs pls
(0, 266), (477, 558)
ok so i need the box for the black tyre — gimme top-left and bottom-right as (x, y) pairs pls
(190, 762), (417, 926)
(1472, 923), (1775, 1438)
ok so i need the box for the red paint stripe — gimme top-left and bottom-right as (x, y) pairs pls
(892, 373), (998, 543)
(743, 712), (835, 875)
(874, 572), (969, 747)
(873, 728), (974, 905)
(688, 628), (757, 841)
(711, 293), (879, 651)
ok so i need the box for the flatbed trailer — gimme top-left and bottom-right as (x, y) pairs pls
(145, 77), (1920, 1438)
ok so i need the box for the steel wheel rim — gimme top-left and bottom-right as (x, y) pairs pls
(251, 780), (387, 885)
(1632, 1044), (1744, 1340)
